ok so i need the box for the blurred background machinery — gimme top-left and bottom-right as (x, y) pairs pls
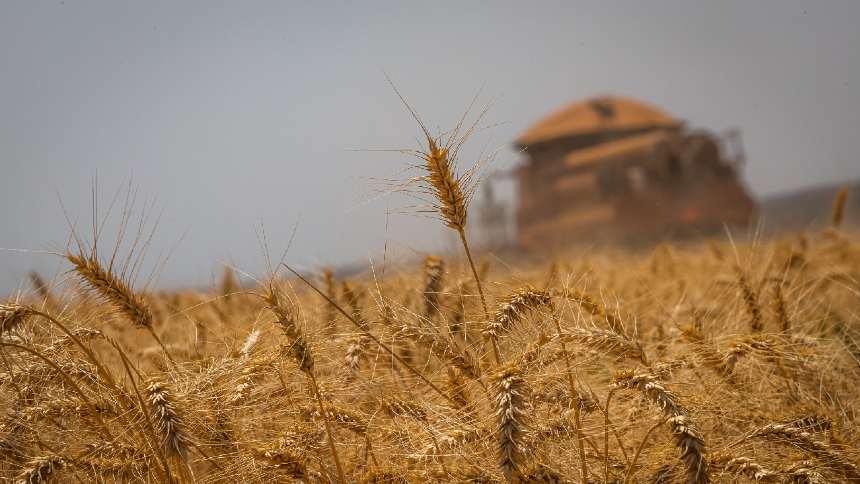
(479, 95), (758, 250)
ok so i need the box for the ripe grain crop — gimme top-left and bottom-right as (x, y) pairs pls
(1, 102), (859, 483)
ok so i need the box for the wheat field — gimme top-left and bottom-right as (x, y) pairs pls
(2, 111), (859, 483)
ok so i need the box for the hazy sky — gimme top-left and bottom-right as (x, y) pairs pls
(2, 1), (859, 293)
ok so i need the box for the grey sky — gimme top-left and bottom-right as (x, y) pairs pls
(2, 1), (859, 294)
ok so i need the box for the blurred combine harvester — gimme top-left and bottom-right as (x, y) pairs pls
(496, 95), (757, 249)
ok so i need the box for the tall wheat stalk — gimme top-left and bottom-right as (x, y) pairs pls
(260, 280), (346, 483)
(386, 80), (497, 363)
(548, 311), (589, 483)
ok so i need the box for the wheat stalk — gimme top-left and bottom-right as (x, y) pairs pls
(387, 81), (494, 363)
(259, 280), (345, 482)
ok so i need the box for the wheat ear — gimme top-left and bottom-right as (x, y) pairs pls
(559, 328), (648, 365)
(483, 286), (552, 340)
(613, 370), (709, 484)
(492, 364), (530, 482)
(322, 267), (337, 332)
(565, 290), (625, 334)
(772, 282), (791, 332)
(739, 423), (860, 480)
(832, 187), (848, 229)
(1, 303), (35, 335)
(734, 266), (763, 332)
(782, 461), (826, 483)
(251, 445), (308, 479)
(262, 282), (315, 374)
(219, 266), (238, 301)
(446, 367), (473, 415)
(239, 328), (261, 359)
(16, 455), (65, 483)
(342, 281), (369, 330)
(28, 271), (53, 305)
(66, 253), (151, 327)
(398, 315), (483, 381)
(422, 256), (445, 319)
(710, 454), (779, 481)
(146, 379), (191, 465)
(66, 253), (173, 362)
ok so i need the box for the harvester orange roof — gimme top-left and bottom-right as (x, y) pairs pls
(516, 95), (681, 147)
(563, 131), (671, 168)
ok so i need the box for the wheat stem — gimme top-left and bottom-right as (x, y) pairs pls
(604, 389), (614, 484)
(550, 314), (588, 482)
(457, 229), (496, 365)
(308, 372), (347, 484)
(624, 418), (664, 484)
(108, 339), (174, 483)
